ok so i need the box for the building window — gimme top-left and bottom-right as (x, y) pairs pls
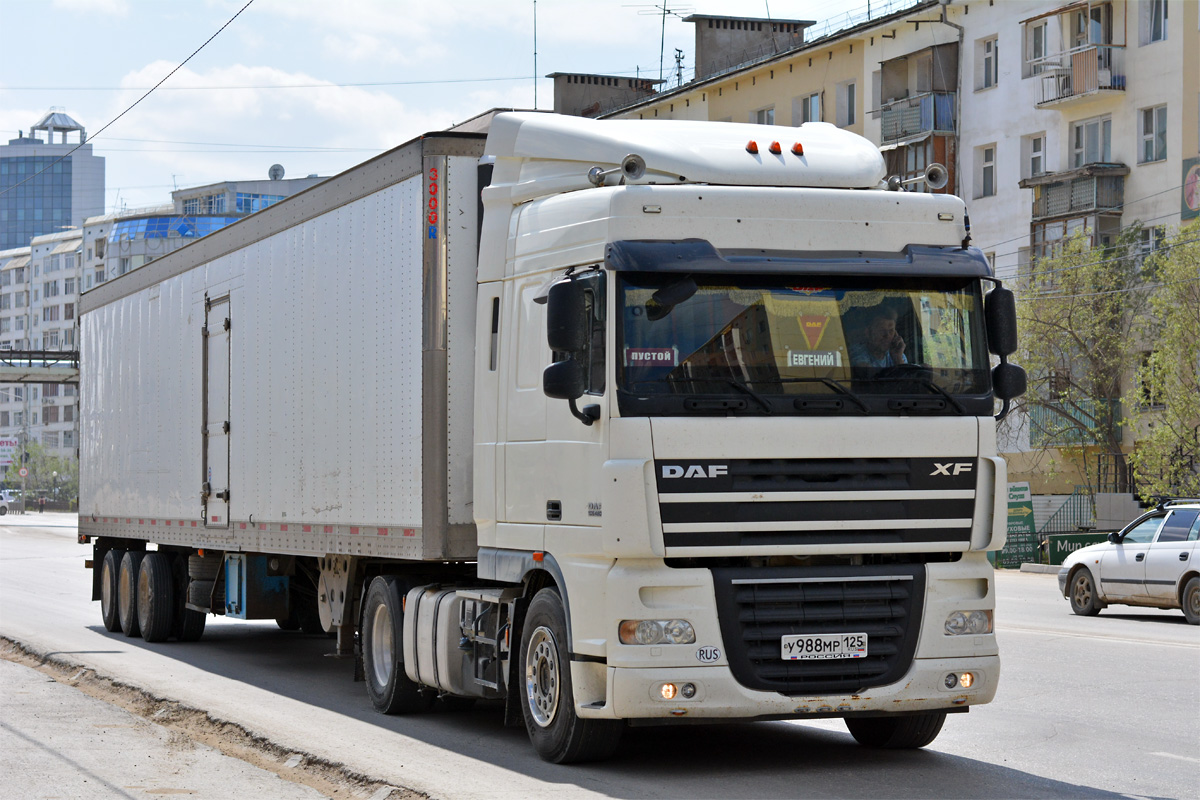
(43, 383), (59, 398)
(64, 405), (74, 422)
(976, 145), (996, 198)
(1023, 133), (1046, 178)
(44, 405), (59, 424)
(1139, 105), (1167, 163)
(43, 280), (58, 298)
(64, 277), (75, 294)
(796, 92), (820, 123)
(65, 303), (75, 320)
(1072, 116), (1112, 167)
(63, 431), (74, 449)
(977, 36), (999, 90)
(1024, 22), (1047, 77)
(94, 269), (105, 284)
(836, 80), (856, 127)
(0, 319), (8, 334)
(1140, 0), (1168, 45)
(42, 431), (58, 449)
(43, 306), (60, 322)
(753, 107), (775, 125)
(0, 272), (10, 287)
(1139, 225), (1166, 262)
(0, 294), (9, 311)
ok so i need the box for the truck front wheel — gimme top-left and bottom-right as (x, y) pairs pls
(845, 711), (946, 749)
(362, 576), (432, 714)
(520, 588), (622, 763)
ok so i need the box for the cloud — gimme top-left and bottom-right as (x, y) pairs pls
(52, 0), (130, 15)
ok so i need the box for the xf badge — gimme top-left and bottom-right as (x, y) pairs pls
(931, 462), (973, 476)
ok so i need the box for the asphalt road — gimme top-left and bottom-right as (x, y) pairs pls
(1, 514), (1197, 799)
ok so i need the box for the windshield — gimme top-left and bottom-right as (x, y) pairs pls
(617, 273), (991, 416)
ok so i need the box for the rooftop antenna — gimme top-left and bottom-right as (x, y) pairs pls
(674, 48), (684, 87)
(627, 4), (693, 84)
(533, 0), (538, 110)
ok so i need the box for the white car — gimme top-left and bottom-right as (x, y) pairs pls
(0, 491), (12, 515)
(1058, 499), (1200, 625)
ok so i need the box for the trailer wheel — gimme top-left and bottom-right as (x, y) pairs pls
(520, 588), (622, 763)
(136, 553), (175, 642)
(845, 711), (946, 749)
(362, 576), (432, 714)
(117, 551), (145, 638)
(170, 556), (206, 642)
(100, 549), (125, 633)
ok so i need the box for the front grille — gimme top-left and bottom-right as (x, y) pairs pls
(657, 458), (977, 550)
(711, 565), (924, 696)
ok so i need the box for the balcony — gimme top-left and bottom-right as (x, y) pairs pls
(1030, 45), (1125, 107)
(1020, 164), (1127, 222)
(1030, 400), (1122, 448)
(879, 92), (955, 144)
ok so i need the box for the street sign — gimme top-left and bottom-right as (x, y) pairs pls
(18, 467), (28, 477)
(999, 481), (1038, 568)
(1047, 532), (1109, 566)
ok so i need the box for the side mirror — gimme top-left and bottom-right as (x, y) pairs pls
(543, 359), (585, 400)
(1107, 531), (1121, 544)
(985, 287), (1018, 357)
(992, 361), (1026, 401)
(546, 280), (588, 353)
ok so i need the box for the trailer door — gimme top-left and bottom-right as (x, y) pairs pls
(203, 296), (231, 528)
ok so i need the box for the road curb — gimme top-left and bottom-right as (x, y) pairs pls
(1016, 563), (1060, 574)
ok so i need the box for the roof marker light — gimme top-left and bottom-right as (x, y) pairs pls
(791, 142), (805, 156)
(768, 141), (782, 155)
(746, 140), (759, 154)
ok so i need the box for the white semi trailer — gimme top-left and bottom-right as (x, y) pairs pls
(79, 112), (1025, 763)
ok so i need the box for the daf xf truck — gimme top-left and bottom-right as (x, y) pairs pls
(79, 112), (1025, 763)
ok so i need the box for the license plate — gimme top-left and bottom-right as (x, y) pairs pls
(781, 632), (868, 660)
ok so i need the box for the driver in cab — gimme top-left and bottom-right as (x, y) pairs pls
(850, 306), (907, 368)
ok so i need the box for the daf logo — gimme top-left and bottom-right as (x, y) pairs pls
(662, 464), (728, 479)
(931, 462), (974, 476)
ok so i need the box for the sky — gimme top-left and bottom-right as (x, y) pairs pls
(1, 0), (886, 212)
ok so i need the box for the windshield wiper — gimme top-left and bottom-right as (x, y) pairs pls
(722, 377), (772, 412)
(770, 377), (869, 413)
(865, 373), (967, 414)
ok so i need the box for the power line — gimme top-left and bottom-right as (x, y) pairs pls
(1017, 234), (1200, 284)
(0, 0), (256, 201)
(1023, 274), (1200, 301)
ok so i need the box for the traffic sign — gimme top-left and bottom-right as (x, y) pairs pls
(18, 467), (28, 477)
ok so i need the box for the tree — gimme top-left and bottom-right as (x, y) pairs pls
(1016, 226), (1152, 494)
(1127, 223), (1200, 498)
(3, 441), (79, 506)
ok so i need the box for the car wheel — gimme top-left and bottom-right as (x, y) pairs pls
(520, 588), (623, 763)
(1069, 567), (1102, 616)
(845, 711), (946, 749)
(1183, 576), (1200, 626)
(0, 505), (7, 515)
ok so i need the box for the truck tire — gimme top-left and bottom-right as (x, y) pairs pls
(845, 711), (946, 749)
(1069, 567), (1102, 616)
(188, 554), (222, 581)
(136, 553), (175, 643)
(520, 588), (622, 763)
(362, 576), (432, 714)
(100, 549), (125, 633)
(117, 551), (145, 638)
(188, 579), (216, 610)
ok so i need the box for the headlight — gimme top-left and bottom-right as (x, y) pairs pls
(945, 610), (993, 635)
(618, 619), (696, 645)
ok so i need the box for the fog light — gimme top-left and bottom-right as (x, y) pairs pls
(680, 683), (696, 699)
(660, 683), (677, 700)
(959, 672), (975, 688)
(945, 610), (993, 635)
(944, 673), (958, 689)
(619, 619), (697, 645)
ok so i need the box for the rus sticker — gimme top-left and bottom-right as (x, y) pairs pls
(625, 347), (678, 366)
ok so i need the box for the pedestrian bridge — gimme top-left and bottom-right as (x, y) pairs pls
(0, 350), (80, 384)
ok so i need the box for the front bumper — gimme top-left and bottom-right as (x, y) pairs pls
(1057, 567), (1070, 596)
(577, 655), (999, 720)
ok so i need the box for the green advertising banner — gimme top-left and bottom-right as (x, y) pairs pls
(1046, 532), (1109, 566)
(999, 482), (1038, 568)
